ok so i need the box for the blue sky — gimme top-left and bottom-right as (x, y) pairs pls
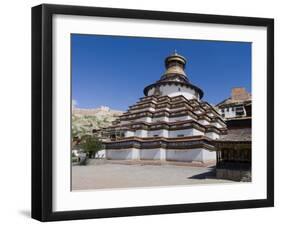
(72, 34), (251, 111)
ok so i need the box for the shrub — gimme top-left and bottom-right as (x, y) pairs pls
(80, 135), (103, 158)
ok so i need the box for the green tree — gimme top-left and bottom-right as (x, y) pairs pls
(80, 135), (103, 158)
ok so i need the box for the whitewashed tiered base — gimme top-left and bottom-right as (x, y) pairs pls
(106, 148), (216, 163)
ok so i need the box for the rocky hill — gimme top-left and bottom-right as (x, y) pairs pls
(72, 106), (123, 137)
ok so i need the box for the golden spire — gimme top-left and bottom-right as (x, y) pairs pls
(162, 51), (187, 78)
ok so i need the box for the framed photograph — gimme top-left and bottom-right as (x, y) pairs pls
(32, 4), (274, 221)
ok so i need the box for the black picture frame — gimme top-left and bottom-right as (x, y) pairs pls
(32, 3), (274, 222)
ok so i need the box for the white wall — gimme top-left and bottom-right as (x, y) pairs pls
(135, 130), (148, 137)
(140, 149), (161, 160)
(211, 122), (221, 128)
(106, 149), (132, 159)
(169, 128), (204, 137)
(169, 115), (192, 122)
(126, 128), (206, 138)
(123, 128), (206, 138)
(202, 150), (217, 162)
(107, 148), (215, 162)
(152, 116), (169, 122)
(122, 115), (198, 124)
(148, 84), (198, 100)
(1, 1), (280, 226)
(145, 128), (204, 138)
(125, 130), (135, 137)
(152, 115), (194, 123)
(166, 149), (216, 162)
(198, 119), (210, 125)
(195, 110), (203, 114)
(106, 148), (140, 160)
(135, 117), (152, 123)
(205, 132), (220, 140)
(148, 129), (169, 137)
(130, 107), (155, 113)
(166, 149), (202, 162)
(119, 120), (128, 125)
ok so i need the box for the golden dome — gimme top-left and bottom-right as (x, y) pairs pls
(163, 51), (187, 78)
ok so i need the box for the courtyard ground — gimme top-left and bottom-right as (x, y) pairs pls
(72, 159), (234, 190)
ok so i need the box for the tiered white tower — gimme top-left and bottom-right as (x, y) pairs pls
(104, 52), (226, 163)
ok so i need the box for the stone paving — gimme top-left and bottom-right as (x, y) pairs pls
(72, 159), (234, 190)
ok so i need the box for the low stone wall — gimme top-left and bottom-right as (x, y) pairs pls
(216, 168), (251, 182)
